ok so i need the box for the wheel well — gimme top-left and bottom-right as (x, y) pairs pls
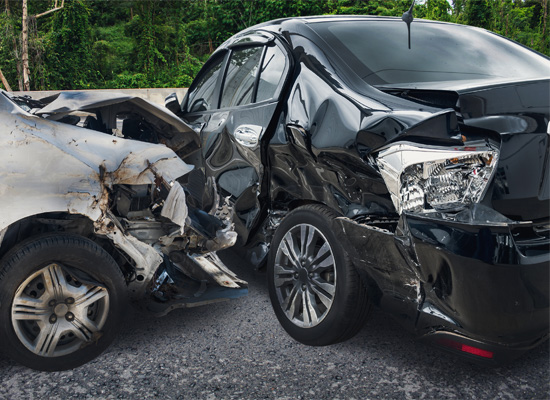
(0, 213), (134, 281)
(245, 200), (334, 269)
(286, 199), (327, 212)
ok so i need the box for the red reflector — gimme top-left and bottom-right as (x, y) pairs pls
(438, 339), (494, 359)
(460, 344), (494, 359)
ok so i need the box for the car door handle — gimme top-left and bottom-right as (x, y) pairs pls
(234, 125), (263, 147)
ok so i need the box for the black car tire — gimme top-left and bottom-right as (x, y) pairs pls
(0, 233), (127, 371)
(267, 204), (371, 346)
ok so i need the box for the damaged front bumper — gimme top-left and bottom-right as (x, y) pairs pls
(335, 207), (549, 363)
(103, 166), (246, 316)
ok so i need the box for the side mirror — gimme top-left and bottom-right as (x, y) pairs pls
(189, 98), (208, 113)
(165, 93), (180, 114)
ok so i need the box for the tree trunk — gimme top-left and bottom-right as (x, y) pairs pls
(22, 0), (30, 91)
(0, 67), (12, 91)
(14, 38), (22, 91)
(543, 0), (548, 37)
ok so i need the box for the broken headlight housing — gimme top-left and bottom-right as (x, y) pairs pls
(376, 142), (499, 214)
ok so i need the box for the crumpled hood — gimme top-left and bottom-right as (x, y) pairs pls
(0, 92), (192, 229)
(34, 91), (199, 145)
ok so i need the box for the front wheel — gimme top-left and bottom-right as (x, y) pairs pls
(267, 205), (371, 346)
(0, 234), (127, 371)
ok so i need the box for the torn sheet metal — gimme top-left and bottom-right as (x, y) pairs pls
(171, 252), (246, 289)
(0, 90), (246, 305)
(0, 92), (190, 227)
(160, 181), (188, 229)
(94, 214), (164, 296)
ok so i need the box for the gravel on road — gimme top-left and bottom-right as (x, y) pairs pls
(1, 250), (548, 400)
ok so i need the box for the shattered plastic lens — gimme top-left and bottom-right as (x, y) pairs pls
(377, 142), (499, 214)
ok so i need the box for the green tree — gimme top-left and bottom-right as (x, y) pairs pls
(44, 0), (93, 89)
(1, 0), (547, 91)
(464, 0), (492, 27)
(426, 0), (452, 21)
(0, 4), (19, 90)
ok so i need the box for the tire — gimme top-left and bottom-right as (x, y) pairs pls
(267, 204), (371, 346)
(0, 233), (127, 371)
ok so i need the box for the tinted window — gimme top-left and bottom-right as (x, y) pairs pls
(256, 44), (287, 103)
(311, 20), (550, 85)
(187, 54), (224, 112)
(221, 46), (263, 108)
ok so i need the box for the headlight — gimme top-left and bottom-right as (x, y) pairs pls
(376, 142), (499, 214)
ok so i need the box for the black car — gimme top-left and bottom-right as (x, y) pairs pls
(172, 15), (550, 364)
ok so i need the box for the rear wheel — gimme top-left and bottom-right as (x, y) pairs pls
(267, 205), (371, 346)
(0, 234), (127, 371)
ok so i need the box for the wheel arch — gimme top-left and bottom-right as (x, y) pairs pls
(0, 212), (133, 282)
(286, 199), (335, 213)
(277, 202), (385, 308)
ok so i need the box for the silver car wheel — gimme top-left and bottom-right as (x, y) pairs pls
(273, 223), (336, 328)
(11, 263), (110, 358)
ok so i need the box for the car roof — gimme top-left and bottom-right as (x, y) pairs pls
(218, 15), (477, 51)
(255, 15), (403, 26)
(249, 14), (463, 30)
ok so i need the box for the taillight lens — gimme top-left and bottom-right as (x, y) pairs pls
(377, 141), (499, 214)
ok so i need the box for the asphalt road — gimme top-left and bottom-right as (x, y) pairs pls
(1, 250), (548, 400)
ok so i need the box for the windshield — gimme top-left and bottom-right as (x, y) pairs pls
(310, 19), (550, 86)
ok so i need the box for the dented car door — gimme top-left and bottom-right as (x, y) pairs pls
(181, 32), (290, 243)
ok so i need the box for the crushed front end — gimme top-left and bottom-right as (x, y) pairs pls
(105, 164), (247, 317)
(0, 90), (248, 317)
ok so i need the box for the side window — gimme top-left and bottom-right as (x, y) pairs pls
(220, 46), (263, 109)
(186, 53), (225, 113)
(256, 44), (287, 103)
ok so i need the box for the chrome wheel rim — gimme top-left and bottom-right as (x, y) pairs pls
(273, 223), (336, 328)
(11, 263), (110, 358)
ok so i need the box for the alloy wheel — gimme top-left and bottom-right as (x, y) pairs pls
(273, 223), (336, 328)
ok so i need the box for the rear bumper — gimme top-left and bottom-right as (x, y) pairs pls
(336, 213), (549, 363)
(417, 329), (549, 365)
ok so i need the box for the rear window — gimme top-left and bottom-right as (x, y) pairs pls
(311, 20), (550, 86)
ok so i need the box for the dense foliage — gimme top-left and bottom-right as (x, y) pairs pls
(0, 0), (548, 91)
